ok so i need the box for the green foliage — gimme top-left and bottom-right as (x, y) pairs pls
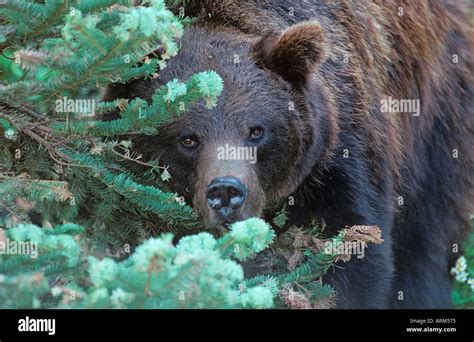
(0, 223), (85, 308)
(272, 204), (289, 229)
(452, 226), (474, 308)
(0, 218), (341, 309)
(0, 53), (24, 82)
(0, 0), (211, 247)
(217, 218), (275, 261)
(72, 218), (277, 309)
(51, 70), (223, 137)
(1, 0), (181, 108)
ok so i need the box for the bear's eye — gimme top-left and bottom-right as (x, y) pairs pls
(180, 136), (199, 149)
(249, 127), (264, 140)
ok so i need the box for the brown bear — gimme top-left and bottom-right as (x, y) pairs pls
(104, 0), (474, 308)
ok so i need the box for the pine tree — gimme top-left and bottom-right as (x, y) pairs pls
(0, 0), (384, 308)
(0, 0), (212, 247)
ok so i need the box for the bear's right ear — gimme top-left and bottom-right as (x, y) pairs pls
(252, 21), (325, 88)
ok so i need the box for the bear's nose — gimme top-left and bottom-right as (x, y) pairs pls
(206, 176), (247, 219)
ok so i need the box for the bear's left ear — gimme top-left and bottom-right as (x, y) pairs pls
(252, 21), (325, 88)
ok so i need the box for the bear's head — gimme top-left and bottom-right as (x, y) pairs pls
(105, 21), (338, 230)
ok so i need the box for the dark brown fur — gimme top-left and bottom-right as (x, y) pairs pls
(105, 1), (474, 308)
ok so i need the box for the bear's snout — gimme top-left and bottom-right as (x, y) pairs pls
(206, 176), (247, 222)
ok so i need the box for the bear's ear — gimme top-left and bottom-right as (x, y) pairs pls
(252, 21), (325, 87)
